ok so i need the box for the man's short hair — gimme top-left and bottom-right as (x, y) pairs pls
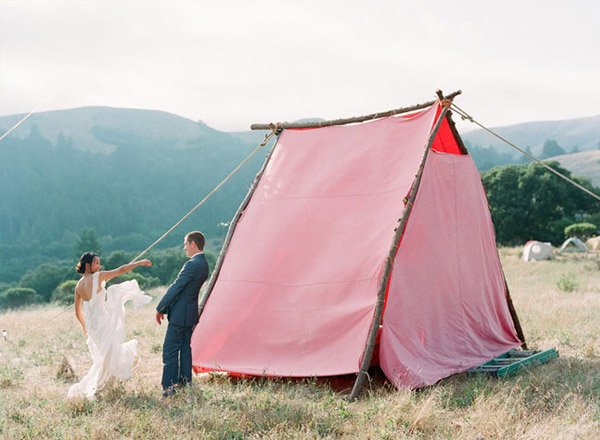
(186, 231), (205, 251)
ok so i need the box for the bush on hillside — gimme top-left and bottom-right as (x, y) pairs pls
(564, 223), (597, 240)
(52, 280), (78, 305)
(19, 264), (68, 302)
(103, 250), (134, 271)
(0, 287), (44, 309)
(0, 282), (16, 295)
(146, 248), (189, 285)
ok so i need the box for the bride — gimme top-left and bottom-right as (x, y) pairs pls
(68, 252), (153, 399)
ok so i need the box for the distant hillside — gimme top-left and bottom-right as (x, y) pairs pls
(0, 106), (236, 155)
(462, 114), (600, 160)
(546, 150), (600, 188)
(0, 107), (269, 282)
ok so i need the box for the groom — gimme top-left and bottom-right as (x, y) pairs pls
(155, 231), (209, 397)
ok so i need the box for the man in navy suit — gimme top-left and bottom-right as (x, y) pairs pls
(156, 231), (209, 397)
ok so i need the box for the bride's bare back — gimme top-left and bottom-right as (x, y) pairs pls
(75, 275), (101, 302)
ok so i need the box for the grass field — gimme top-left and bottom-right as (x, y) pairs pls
(0, 248), (598, 439)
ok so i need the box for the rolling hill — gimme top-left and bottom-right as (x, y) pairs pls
(546, 149), (600, 188)
(461, 114), (600, 158)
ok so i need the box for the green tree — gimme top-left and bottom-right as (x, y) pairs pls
(104, 250), (134, 270)
(75, 229), (102, 259)
(564, 223), (597, 239)
(19, 264), (67, 302)
(52, 280), (78, 305)
(482, 162), (599, 245)
(148, 248), (189, 285)
(0, 287), (43, 309)
(540, 139), (566, 159)
(205, 250), (217, 274)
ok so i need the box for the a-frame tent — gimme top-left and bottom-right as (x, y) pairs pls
(191, 91), (525, 398)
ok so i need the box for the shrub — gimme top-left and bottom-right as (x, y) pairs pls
(52, 280), (78, 305)
(147, 248), (189, 285)
(0, 287), (44, 309)
(557, 273), (579, 292)
(0, 282), (16, 295)
(564, 222), (597, 240)
(104, 250), (134, 270)
(19, 264), (67, 302)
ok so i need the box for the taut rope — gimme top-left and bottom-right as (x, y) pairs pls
(0, 31), (131, 144)
(450, 103), (600, 203)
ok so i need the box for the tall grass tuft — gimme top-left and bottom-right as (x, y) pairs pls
(557, 273), (579, 292)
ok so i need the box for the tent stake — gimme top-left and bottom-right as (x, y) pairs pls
(347, 100), (453, 401)
(251, 91), (461, 130)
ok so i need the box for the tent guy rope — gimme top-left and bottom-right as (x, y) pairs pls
(0, 30), (132, 144)
(450, 103), (600, 203)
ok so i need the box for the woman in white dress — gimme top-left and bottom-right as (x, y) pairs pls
(68, 252), (152, 399)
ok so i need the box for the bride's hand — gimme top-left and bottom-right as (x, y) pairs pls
(138, 259), (152, 267)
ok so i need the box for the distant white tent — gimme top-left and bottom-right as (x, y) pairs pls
(522, 241), (553, 262)
(560, 237), (588, 253)
(586, 236), (600, 251)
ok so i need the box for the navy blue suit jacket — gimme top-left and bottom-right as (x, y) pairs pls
(156, 253), (209, 327)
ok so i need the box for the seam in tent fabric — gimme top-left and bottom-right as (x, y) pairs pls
(254, 185), (416, 201)
(451, 155), (469, 351)
(216, 277), (378, 288)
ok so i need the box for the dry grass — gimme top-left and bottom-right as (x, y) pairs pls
(1, 249), (598, 439)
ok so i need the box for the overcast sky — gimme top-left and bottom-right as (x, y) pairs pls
(1, 0), (598, 132)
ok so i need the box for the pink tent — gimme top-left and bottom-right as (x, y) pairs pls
(191, 93), (524, 397)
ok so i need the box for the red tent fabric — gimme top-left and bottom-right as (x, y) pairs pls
(191, 103), (521, 387)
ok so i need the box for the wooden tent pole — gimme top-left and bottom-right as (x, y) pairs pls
(198, 132), (280, 317)
(504, 278), (528, 349)
(347, 100), (453, 401)
(250, 90), (461, 130)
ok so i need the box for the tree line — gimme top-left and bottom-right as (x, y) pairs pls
(0, 233), (217, 309)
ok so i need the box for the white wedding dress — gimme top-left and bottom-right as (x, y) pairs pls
(68, 272), (151, 399)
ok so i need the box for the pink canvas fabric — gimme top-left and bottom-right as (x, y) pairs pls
(379, 150), (521, 388)
(191, 102), (521, 387)
(191, 105), (440, 376)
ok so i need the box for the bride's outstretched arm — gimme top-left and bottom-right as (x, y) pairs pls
(74, 292), (87, 336)
(99, 259), (153, 283)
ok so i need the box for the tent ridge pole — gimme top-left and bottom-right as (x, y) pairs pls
(198, 134), (280, 317)
(250, 90), (461, 131)
(347, 100), (453, 401)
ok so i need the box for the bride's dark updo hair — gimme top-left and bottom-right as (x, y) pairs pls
(76, 252), (98, 274)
